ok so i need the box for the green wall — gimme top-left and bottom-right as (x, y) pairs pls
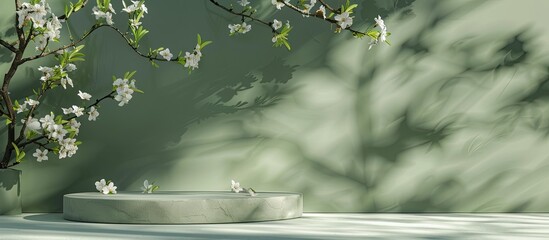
(2, 0), (549, 212)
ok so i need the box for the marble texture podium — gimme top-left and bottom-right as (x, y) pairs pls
(63, 191), (302, 224)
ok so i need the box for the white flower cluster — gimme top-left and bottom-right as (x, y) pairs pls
(369, 15), (388, 50)
(92, 3), (116, 25)
(62, 105), (85, 117)
(38, 64), (75, 89)
(16, 98), (40, 114)
(271, 20), (291, 43)
(58, 137), (78, 159)
(16, 0), (63, 51)
(184, 45), (202, 70)
(228, 22), (252, 35)
(113, 78), (137, 107)
(37, 112), (80, 159)
(122, 0), (148, 27)
(95, 179), (117, 194)
(16, 0), (49, 28)
(122, 0), (148, 14)
(335, 12), (353, 29)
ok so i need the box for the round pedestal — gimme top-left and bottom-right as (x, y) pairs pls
(63, 191), (302, 224)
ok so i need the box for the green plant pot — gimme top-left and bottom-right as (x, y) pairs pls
(0, 169), (22, 215)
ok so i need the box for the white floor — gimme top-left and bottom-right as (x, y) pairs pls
(1, 213), (549, 239)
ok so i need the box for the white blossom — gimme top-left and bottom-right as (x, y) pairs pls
(369, 15), (388, 50)
(231, 180), (244, 193)
(38, 66), (54, 82)
(95, 179), (118, 194)
(62, 107), (73, 115)
(60, 75), (73, 89)
(374, 15), (388, 43)
(129, 18), (141, 27)
(22, 117), (41, 133)
(69, 119), (81, 135)
(159, 48), (173, 61)
(59, 137), (78, 159)
(184, 46), (202, 70)
(92, 5), (115, 25)
(141, 180), (158, 194)
(17, 0), (49, 28)
(113, 78), (135, 106)
(122, 0), (148, 14)
(66, 63), (77, 72)
(17, 103), (28, 113)
(272, 19), (282, 30)
(317, 5), (326, 19)
(237, 0), (250, 7)
(88, 106), (99, 121)
(62, 105), (84, 117)
(39, 113), (55, 132)
(72, 105), (85, 117)
(272, 0), (289, 10)
(334, 12), (353, 29)
(95, 179), (107, 192)
(77, 90), (92, 100)
(302, 0), (316, 16)
(228, 22), (252, 34)
(33, 149), (48, 162)
(25, 99), (39, 107)
(43, 15), (62, 41)
(102, 182), (117, 194)
(47, 124), (67, 141)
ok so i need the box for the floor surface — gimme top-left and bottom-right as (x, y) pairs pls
(1, 213), (549, 239)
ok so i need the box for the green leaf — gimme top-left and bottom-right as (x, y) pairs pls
(5, 119), (12, 125)
(197, 34), (202, 45)
(12, 143), (25, 163)
(125, 71), (137, 79)
(200, 41), (212, 49)
(132, 88), (144, 94)
(283, 40), (291, 51)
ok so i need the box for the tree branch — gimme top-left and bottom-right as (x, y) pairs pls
(282, 1), (367, 36)
(0, 39), (17, 52)
(21, 24), (178, 64)
(67, 90), (115, 121)
(208, 0), (277, 33)
(318, 0), (339, 13)
(15, 82), (51, 144)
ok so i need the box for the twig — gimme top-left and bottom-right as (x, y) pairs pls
(318, 0), (338, 13)
(282, 1), (367, 36)
(208, 0), (277, 33)
(0, 39), (17, 52)
(21, 24), (178, 64)
(67, 90), (115, 121)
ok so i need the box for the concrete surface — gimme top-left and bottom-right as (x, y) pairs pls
(2, 213), (549, 239)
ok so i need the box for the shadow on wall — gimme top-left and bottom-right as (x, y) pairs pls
(169, 0), (549, 212)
